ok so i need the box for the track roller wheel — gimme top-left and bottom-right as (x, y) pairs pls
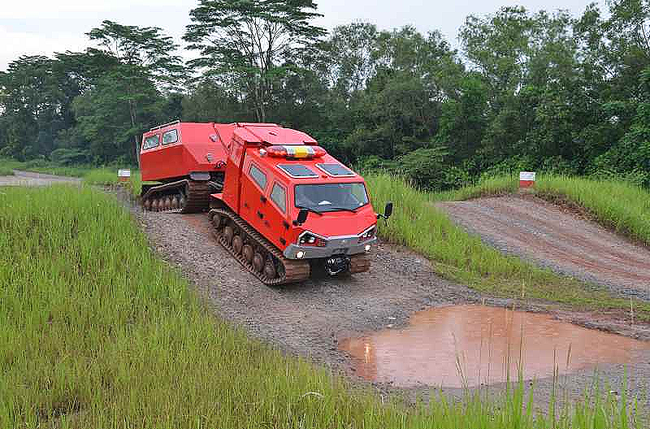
(223, 225), (234, 245)
(152, 199), (159, 211)
(242, 244), (254, 263)
(210, 207), (310, 285)
(211, 213), (222, 229)
(163, 197), (170, 211)
(263, 259), (277, 279)
(232, 235), (243, 255)
(144, 199), (151, 211)
(179, 194), (186, 211)
(252, 252), (264, 273)
(171, 195), (179, 210)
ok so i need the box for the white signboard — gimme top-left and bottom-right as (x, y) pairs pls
(118, 169), (131, 178)
(519, 172), (536, 181)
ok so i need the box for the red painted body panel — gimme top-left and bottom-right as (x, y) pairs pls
(140, 122), (228, 182)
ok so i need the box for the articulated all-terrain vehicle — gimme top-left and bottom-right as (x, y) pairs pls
(139, 121), (392, 285)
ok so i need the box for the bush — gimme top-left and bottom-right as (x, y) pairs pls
(50, 148), (91, 165)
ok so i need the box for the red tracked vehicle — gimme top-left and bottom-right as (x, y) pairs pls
(139, 121), (392, 285)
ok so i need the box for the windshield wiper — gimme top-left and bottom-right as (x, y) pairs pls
(323, 206), (358, 213)
(296, 206), (323, 216)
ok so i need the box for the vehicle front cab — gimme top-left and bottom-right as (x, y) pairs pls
(246, 144), (392, 275)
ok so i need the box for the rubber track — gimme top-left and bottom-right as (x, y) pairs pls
(142, 180), (210, 214)
(210, 208), (310, 285)
(349, 253), (371, 274)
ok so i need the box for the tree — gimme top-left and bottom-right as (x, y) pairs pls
(84, 20), (184, 162)
(184, 0), (326, 122)
(0, 56), (76, 159)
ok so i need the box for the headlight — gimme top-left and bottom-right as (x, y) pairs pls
(364, 244), (371, 252)
(296, 251), (305, 259)
(358, 226), (376, 243)
(299, 232), (327, 247)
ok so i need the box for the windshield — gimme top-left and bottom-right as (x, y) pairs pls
(295, 183), (369, 212)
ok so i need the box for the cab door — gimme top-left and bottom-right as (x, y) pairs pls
(239, 160), (268, 236)
(265, 181), (290, 249)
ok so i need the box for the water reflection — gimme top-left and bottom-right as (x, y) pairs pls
(340, 305), (650, 388)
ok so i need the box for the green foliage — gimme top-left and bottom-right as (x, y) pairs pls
(394, 146), (469, 191)
(184, 0), (326, 122)
(50, 148), (91, 165)
(2, 1), (650, 189)
(0, 185), (645, 428)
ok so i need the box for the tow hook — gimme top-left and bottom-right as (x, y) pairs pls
(325, 255), (351, 276)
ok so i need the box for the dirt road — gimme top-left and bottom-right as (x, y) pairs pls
(126, 200), (650, 409)
(0, 170), (81, 187)
(437, 195), (650, 301)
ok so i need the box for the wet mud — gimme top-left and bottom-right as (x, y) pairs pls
(340, 305), (650, 388)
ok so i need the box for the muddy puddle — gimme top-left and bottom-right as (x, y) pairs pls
(339, 305), (650, 388)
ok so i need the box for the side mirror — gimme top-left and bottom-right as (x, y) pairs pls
(384, 202), (393, 219)
(295, 208), (309, 226)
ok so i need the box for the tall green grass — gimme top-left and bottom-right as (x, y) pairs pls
(535, 175), (650, 246)
(0, 158), (24, 175)
(1, 185), (644, 428)
(82, 167), (121, 186)
(366, 174), (650, 319)
(434, 174), (519, 201)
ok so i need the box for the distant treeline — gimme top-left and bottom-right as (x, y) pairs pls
(1, 0), (649, 189)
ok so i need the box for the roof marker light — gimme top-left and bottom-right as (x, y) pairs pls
(266, 145), (327, 159)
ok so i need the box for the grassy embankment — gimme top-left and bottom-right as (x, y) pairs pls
(0, 158), (128, 186)
(366, 174), (650, 320)
(1, 184), (644, 428)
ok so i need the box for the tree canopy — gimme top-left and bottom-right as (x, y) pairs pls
(1, 0), (649, 188)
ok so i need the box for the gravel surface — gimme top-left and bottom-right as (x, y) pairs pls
(437, 194), (650, 302)
(0, 170), (82, 186)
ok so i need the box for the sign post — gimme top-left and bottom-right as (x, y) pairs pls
(118, 169), (131, 183)
(519, 172), (536, 189)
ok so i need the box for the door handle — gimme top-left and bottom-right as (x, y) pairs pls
(257, 211), (264, 219)
(260, 196), (267, 203)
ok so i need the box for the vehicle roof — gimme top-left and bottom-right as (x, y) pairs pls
(249, 151), (365, 188)
(213, 123), (317, 147)
(143, 122), (218, 144)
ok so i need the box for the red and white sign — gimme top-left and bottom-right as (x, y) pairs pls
(118, 169), (131, 182)
(519, 172), (536, 188)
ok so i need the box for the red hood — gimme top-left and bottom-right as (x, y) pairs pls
(297, 205), (377, 238)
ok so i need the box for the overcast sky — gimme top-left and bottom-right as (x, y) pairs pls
(0, 0), (607, 71)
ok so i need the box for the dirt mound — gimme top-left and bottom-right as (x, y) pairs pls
(437, 194), (650, 301)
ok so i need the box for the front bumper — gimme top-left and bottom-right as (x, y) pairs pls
(283, 236), (377, 260)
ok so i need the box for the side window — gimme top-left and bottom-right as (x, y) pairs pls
(162, 129), (178, 145)
(143, 135), (159, 150)
(270, 183), (287, 213)
(249, 164), (267, 190)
